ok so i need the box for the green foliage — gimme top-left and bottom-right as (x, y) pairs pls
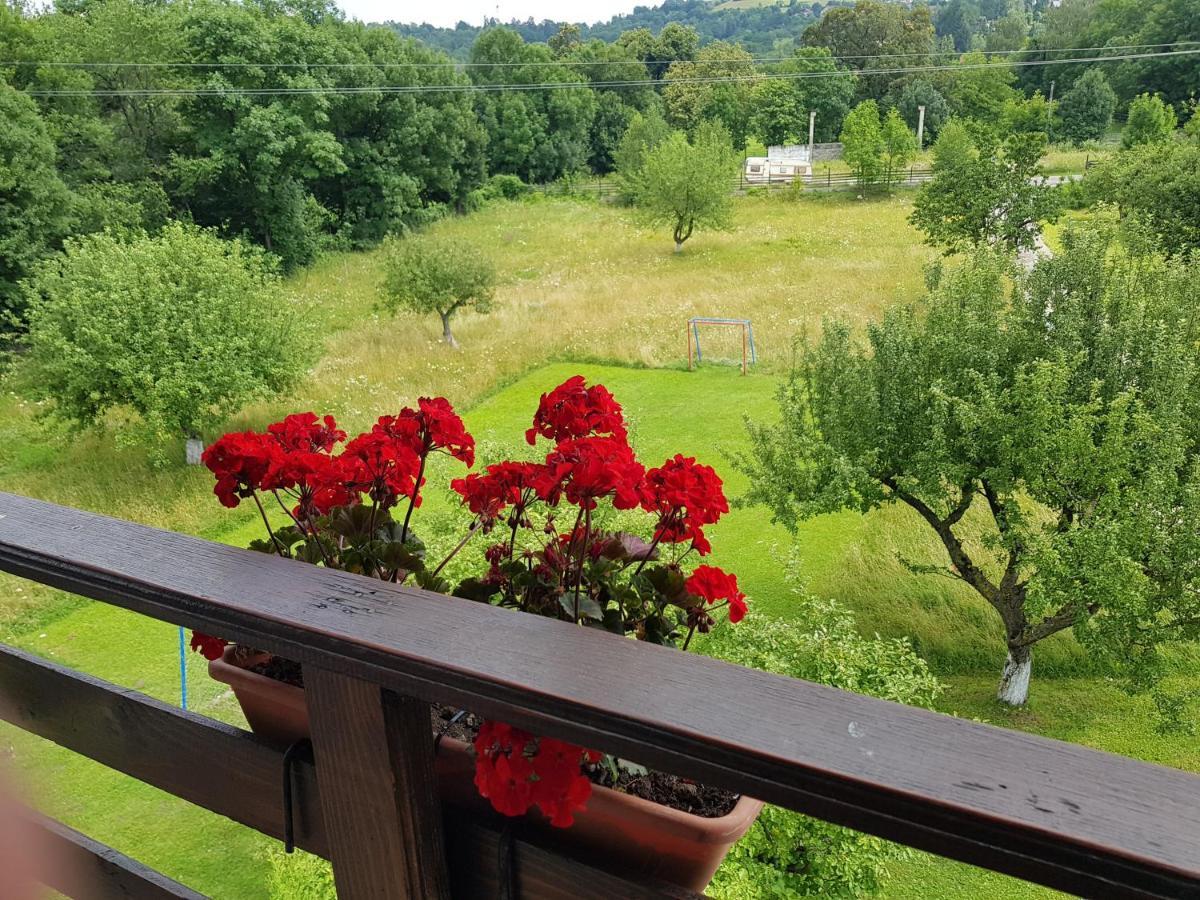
(707, 570), (941, 899)
(379, 231), (496, 346)
(24, 223), (313, 441)
(839, 100), (885, 187)
(1001, 92), (1053, 138)
(0, 83), (72, 329)
(752, 47), (856, 145)
(664, 41), (757, 148)
(631, 122), (738, 251)
(739, 225), (1200, 720)
(911, 129), (1059, 254)
(896, 79), (950, 143)
(1088, 141), (1200, 256)
(945, 51), (1019, 122)
(880, 107), (917, 186)
(1057, 68), (1118, 146)
(614, 106), (672, 202)
(481, 174), (532, 201)
(804, 0), (935, 102)
(1122, 93), (1178, 149)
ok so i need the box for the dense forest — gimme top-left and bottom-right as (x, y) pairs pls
(3, 0), (1199, 333)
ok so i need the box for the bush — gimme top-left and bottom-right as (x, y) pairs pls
(1122, 94), (1177, 149)
(704, 564), (942, 899)
(24, 223), (314, 446)
(482, 173), (531, 201)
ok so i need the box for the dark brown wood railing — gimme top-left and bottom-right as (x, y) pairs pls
(0, 491), (1197, 899)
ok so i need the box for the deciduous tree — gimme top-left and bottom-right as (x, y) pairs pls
(1122, 93), (1178, 148)
(24, 224), (313, 448)
(379, 232), (496, 348)
(740, 226), (1200, 718)
(631, 123), (737, 253)
(1057, 67), (1117, 145)
(839, 100), (884, 187)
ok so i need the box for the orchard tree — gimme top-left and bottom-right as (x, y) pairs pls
(1122, 93), (1178, 149)
(739, 226), (1200, 715)
(880, 107), (916, 186)
(1088, 140), (1200, 256)
(614, 107), (672, 202)
(632, 123), (737, 253)
(379, 232), (496, 348)
(839, 100), (884, 187)
(911, 129), (1059, 254)
(1057, 68), (1117, 145)
(24, 224), (313, 451)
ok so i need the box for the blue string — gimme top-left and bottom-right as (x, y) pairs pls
(178, 626), (188, 710)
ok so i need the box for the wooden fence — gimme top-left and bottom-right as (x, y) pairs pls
(0, 491), (1197, 898)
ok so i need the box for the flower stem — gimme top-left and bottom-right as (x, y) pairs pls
(432, 520), (481, 578)
(401, 449), (429, 543)
(252, 493), (287, 557)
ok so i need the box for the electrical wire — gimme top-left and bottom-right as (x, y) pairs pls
(4, 39), (1199, 70)
(16, 46), (1200, 97)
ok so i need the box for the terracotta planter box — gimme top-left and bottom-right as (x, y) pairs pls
(210, 647), (762, 892)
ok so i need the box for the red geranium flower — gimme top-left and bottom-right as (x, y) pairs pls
(376, 397), (475, 466)
(542, 437), (645, 511)
(267, 413), (346, 453)
(526, 376), (627, 446)
(262, 450), (349, 520)
(338, 431), (421, 510)
(189, 632), (227, 661)
(451, 461), (548, 523)
(474, 722), (598, 827)
(684, 565), (749, 623)
(641, 454), (729, 556)
(201, 431), (278, 508)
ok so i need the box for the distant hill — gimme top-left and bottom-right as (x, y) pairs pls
(389, 0), (851, 59)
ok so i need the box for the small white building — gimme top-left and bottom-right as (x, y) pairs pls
(744, 145), (812, 183)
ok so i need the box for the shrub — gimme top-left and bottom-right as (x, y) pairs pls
(482, 173), (531, 201)
(23, 223), (314, 448)
(705, 566), (941, 898)
(1122, 94), (1177, 149)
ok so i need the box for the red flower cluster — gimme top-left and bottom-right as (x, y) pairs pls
(641, 455), (729, 555)
(525, 375), (627, 445)
(451, 461), (548, 523)
(267, 413), (346, 453)
(685, 565), (748, 623)
(190, 632), (227, 661)
(473, 721), (600, 828)
(203, 431), (278, 509)
(375, 397), (475, 467)
(542, 437), (645, 511)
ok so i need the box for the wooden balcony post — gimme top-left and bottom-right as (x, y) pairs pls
(305, 667), (450, 899)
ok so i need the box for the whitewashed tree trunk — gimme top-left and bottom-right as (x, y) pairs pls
(997, 646), (1032, 706)
(185, 438), (205, 466)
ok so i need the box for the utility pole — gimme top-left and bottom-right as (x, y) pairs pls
(1047, 80), (1055, 143)
(917, 104), (926, 149)
(808, 110), (816, 170)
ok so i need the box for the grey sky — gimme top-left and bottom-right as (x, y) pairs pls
(337, 0), (644, 27)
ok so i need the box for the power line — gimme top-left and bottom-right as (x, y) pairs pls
(5, 39), (1200, 70)
(18, 47), (1200, 97)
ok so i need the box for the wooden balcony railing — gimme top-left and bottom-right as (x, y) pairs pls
(0, 491), (1197, 899)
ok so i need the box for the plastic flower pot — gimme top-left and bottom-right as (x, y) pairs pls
(209, 646), (763, 892)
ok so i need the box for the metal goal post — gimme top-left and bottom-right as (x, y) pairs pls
(687, 317), (758, 376)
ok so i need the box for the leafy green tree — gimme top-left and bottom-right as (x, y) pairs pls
(24, 223), (312, 446)
(1057, 68), (1118, 145)
(984, 9), (1029, 52)
(739, 227), (1200, 715)
(896, 79), (950, 143)
(707, 573), (941, 899)
(1122, 93), (1178, 148)
(663, 41), (756, 148)
(911, 130), (1059, 254)
(804, 0), (934, 102)
(379, 233), (496, 348)
(1088, 140), (1200, 256)
(935, 0), (982, 52)
(880, 107), (916, 185)
(946, 51), (1019, 122)
(1185, 104), (1200, 142)
(0, 83), (73, 329)
(614, 107), (672, 202)
(753, 47), (856, 145)
(1002, 92), (1053, 137)
(839, 100), (884, 187)
(632, 123), (738, 253)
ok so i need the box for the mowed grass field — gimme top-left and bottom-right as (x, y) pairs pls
(1, 194), (1195, 898)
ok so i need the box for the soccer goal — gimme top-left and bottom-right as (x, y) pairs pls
(686, 317), (757, 375)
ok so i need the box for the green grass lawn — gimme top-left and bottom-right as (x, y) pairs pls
(1, 195), (1194, 898)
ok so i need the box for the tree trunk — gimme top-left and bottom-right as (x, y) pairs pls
(185, 437), (205, 466)
(997, 644), (1032, 706)
(674, 240), (684, 254)
(440, 312), (460, 349)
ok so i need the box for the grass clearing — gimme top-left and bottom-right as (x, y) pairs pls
(0, 194), (1193, 898)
